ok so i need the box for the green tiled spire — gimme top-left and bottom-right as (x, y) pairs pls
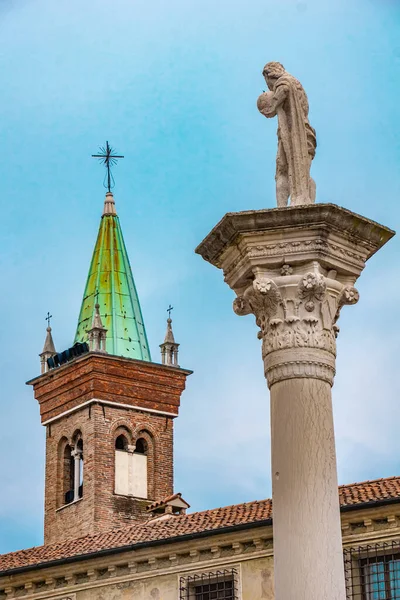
(74, 192), (151, 361)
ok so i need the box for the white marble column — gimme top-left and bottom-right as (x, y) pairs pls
(196, 204), (394, 600)
(234, 268), (357, 599)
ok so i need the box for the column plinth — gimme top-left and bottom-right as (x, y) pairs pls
(196, 203), (394, 600)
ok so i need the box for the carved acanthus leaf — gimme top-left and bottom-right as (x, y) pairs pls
(248, 277), (281, 330)
(233, 277), (282, 335)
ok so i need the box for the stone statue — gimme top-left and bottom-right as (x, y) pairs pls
(257, 62), (317, 207)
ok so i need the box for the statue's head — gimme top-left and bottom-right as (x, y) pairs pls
(262, 62), (285, 90)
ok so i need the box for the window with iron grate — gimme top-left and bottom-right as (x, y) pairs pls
(344, 542), (400, 599)
(179, 569), (238, 600)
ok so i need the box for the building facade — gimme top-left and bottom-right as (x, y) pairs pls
(1, 479), (400, 599)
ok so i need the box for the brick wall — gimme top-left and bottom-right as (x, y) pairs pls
(34, 354), (190, 545)
(44, 402), (176, 545)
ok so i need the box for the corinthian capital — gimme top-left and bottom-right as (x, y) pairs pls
(233, 267), (360, 387)
(196, 204), (393, 388)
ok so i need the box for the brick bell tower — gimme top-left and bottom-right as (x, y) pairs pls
(28, 188), (191, 546)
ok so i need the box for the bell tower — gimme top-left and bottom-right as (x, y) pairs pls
(28, 189), (191, 545)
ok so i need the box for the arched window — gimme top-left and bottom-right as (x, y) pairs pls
(115, 433), (131, 496)
(114, 433), (149, 499)
(135, 438), (147, 454)
(61, 436), (83, 505)
(62, 443), (74, 505)
(115, 434), (128, 451)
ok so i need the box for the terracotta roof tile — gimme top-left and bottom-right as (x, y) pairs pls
(1, 476), (400, 574)
(338, 476), (400, 507)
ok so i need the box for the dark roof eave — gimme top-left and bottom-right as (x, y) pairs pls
(340, 496), (400, 513)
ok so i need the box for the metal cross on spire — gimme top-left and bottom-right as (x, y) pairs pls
(167, 304), (174, 319)
(45, 312), (52, 327)
(92, 141), (124, 192)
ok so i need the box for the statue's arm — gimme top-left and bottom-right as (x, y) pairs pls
(257, 84), (288, 118)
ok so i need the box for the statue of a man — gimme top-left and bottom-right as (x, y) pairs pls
(257, 62), (317, 207)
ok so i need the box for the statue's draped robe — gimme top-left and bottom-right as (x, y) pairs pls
(261, 74), (316, 205)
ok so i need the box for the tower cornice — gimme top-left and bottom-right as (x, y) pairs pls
(27, 352), (192, 424)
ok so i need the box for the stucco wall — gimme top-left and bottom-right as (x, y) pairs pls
(241, 556), (274, 599)
(77, 576), (178, 600)
(69, 557), (274, 600)
(69, 556), (274, 600)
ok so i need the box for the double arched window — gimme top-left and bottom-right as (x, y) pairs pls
(114, 431), (149, 499)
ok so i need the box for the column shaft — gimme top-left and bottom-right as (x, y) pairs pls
(271, 377), (346, 600)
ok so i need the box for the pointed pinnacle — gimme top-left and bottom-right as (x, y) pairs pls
(164, 318), (176, 344)
(103, 191), (117, 216)
(41, 326), (56, 355)
(92, 303), (106, 330)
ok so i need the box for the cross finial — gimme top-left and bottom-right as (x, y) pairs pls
(45, 312), (52, 327)
(167, 304), (174, 319)
(92, 141), (124, 192)
(94, 288), (100, 305)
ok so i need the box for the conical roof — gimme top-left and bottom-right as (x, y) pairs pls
(41, 327), (56, 355)
(74, 193), (151, 361)
(163, 318), (176, 345)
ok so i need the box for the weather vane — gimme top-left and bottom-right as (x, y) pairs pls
(92, 141), (124, 192)
(167, 304), (174, 319)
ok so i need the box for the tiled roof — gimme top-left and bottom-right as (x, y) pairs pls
(339, 476), (400, 507)
(1, 476), (400, 575)
(147, 493), (190, 512)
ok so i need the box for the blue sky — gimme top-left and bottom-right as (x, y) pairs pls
(0, 0), (399, 553)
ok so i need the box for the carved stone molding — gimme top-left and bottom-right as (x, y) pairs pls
(246, 239), (366, 265)
(224, 238), (367, 282)
(266, 360), (336, 387)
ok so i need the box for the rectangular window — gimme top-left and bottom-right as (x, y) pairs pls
(114, 449), (130, 496)
(131, 453), (147, 498)
(114, 451), (148, 498)
(364, 559), (400, 600)
(179, 569), (238, 600)
(344, 542), (400, 600)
